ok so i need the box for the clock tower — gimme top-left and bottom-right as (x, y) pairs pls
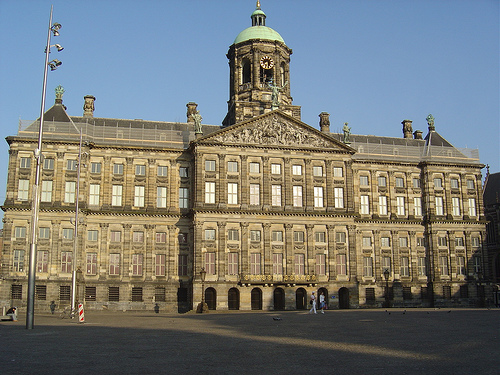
(223, 1), (301, 126)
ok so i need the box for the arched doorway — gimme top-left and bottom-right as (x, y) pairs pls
(251, 288), (262, 310)
(339, 287), (349, 309)
(228, 288), (240, 310)
(274, 287), (285, 310)
(318, 287), (328, 309)
(205, 287), (217, 310)
(296, 288), (307, 309)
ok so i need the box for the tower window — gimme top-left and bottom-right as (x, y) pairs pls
(242, 59), (251, 84)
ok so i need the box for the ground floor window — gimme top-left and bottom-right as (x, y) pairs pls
(35, 285), (47, 300)
(85, 286), (97, 301)
(11, 284), (22, 299)
(109, 286), (120, 302)
(132, 287), (143, 302)
(155, 287), (166, 302)
(59, 285), (71, 301)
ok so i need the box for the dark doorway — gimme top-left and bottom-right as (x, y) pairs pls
(251, 288), (262, 310)
(205, 287), (217, 310)
(339, 287), (349, 309)
(296, 288), (307, 309)
(274, 287), (285, 310)
(228, 288), (239, 310)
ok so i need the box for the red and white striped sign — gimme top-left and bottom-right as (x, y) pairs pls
(78, 303), (85, 323)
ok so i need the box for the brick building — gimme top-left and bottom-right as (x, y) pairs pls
(0, 3), (489, 312)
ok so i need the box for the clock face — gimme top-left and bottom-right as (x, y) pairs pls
(260, 55), (274, 70)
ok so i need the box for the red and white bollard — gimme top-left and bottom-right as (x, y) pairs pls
(77, 303), (85, 323)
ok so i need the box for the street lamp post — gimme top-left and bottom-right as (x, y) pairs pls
(26, 5), (63, 330)
(197, 267), (208, 313)
(383, 268), (390, 308)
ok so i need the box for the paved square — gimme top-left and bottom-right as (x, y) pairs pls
(1, 308), (498, 374)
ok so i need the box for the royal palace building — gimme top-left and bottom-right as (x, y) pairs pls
(0, 3), (489, 312)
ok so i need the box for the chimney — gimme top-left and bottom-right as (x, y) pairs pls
(413, 130), (423, 140)
(319, 112), (330, 133)
(83, 95), (96, 118)
(402, 119), (413, 139)
(186, 102), (198, 123)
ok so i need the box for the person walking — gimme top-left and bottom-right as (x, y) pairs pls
(319, 291), (326, 314)
(309, 291), (317, 314)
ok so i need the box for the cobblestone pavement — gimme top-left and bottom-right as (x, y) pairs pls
(1, 308), (499, 375)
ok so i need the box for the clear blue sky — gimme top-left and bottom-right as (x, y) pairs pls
(0, 0), (498, 206)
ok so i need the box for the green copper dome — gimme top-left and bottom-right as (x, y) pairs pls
(233, 1), (285, 45)
(234, 26), (285, 45)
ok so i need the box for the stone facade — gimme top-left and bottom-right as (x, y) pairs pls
(0, 3), (489, 312)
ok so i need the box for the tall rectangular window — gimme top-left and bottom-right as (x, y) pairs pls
(134, 186), (145, 207)
(39, 227), (50, 239)
(457, 256), (466, 276)
(91, 162), (101, 174)
(109, 253), (120, 275)
(227, 229), (239, 241)
(89, 184), (100, 206)
(271, 164), (281, 174)
(15, 226), (26, 239)
(336, 232), (346, 243)
(135, 165), (146, 176)
(468, 198), (476, 216)
(179, 187), (189, 208)
(435, 196), (444, 215)
(205, 229), (216, 240)
(399, 237), (408, 247)
(292, 164), (302, 175)
(467, 179), (475, 189)
(434, 178), (443, 188)
(178, 254), (188, 276)
(157, 186), (167, 208)
(334, 187), (344, 208)
(271, 185), (281, 206)
(417, 257), (427, 276)
(362, 237), (372, 247)
(273, 253), (283, 274)
(179, 167), (188, 177)
(156, 232), (166, 243)
(17, 179), (29, 201)
(228, 183), (238, 204)
(112, 185), (123, 206)
(294, 254), (305, 275)
(157, 165), (168, 177)
(293, 186), (303, 207)
(250, 253), (261, 274)
(227, 253), (238, 275)
(64, 181), (76, 203)
(249, 184), (260, 205)
(363, 257), (373, 277)
(315, 254), (326, 275)
(414, 197), (422, 216)
(43, 158), (54, 170)
(450, 178), (459, 189)
(395, 177), (404, 188)
(272, 231), (283, 242)
(378, 176), (387, 187)
(113, 163), (123, 175)
(13, 250), (24, 272)
(413, 178), (421, 188)
(133, 231), (144, 243)
(439, 256), (449, 276)
(249, 162), (260, 173)
(315, 232), (326, 243)
(452, 197), (461, 216)
(473, 256), (481, 273)
(87, 230), (98, 241)
(205, 160), (216, 171)
(400, 257), (410, 277)
(20, 157), (31, 169)
(110, 231), (121, 242)
(381, 237), (390, 247)
(377, 195), (387, 215)
(336, 254), (347, 275)
(62, 228), (74, 240)
(37, 250), (49, 273)
(61, 251), (73, 273)
(227, 161), (238, 173)
(333, 167), (343, 177)
(41, 180), (53, 202)
(250, 230), (261, 242)
(132, 254), (143, 276)
(205, 252), (216, 275)
(360, 175), (369, 186)
(67, 159), (77, 171)
(313, 166), (323, 177)
(314, 186), (324, 208)
(360, 195), (369, 214)
(294, 231), (304, 242)
(381, 256), (391, 272)
(155, 254), (166, 276)
(205, 182), (216, 204)
(86, 253), (97, 275)
(396, 196), (405, 216)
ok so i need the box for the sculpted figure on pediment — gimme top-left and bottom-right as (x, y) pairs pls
(212, 115), (331, 148)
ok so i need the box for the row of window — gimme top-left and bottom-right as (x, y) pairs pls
(359, 174), (476, 190)
(12, 250), (187, 277)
